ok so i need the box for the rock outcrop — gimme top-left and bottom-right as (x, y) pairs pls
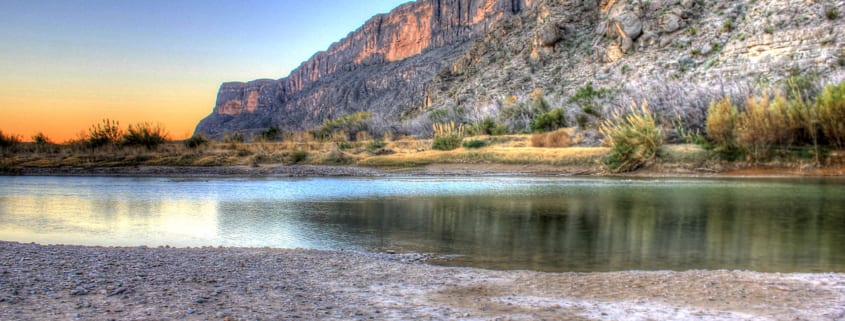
(196, 0), (534, 138)
(195, 0), (845, 139)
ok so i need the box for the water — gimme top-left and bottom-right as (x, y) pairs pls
(1, 176), (844, 273)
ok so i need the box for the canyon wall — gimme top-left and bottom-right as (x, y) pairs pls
(196, 0), (534, 138)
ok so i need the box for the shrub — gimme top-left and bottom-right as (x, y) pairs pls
(735, 94), (784, 161)
(259, 126), (282, 141)
(184, 135), (208, 149)
(826, 7), (839, 20)
(468, 117), (507, 136)
(87, 119), (124, 149)
(367, 139), (386, 151)
(0, 130), (22, 152)
(705, 97), (738, 153)
(288, 150), (308, 164)
(600, 100), (663, 173)
(123, 122), (169, 149)
(531, 109), (567, 133)
(317, 112), (371, 141)
(432, 122), (464, 151)
(224, 132), (244, 144)
(817, 81), (845, 148)
(462, 139), (488, 149)
(530, 129), (572, 148)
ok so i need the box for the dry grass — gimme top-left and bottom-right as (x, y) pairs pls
(358, 145), (607, 168)
(530, 128), (573, 148)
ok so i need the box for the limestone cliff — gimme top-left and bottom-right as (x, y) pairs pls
(196, 0), (845, 139)
(196, 0), (534, 138)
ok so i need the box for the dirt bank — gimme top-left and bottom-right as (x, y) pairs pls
(1, 242), (842, 320)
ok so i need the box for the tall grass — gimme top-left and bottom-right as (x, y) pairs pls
(600, 100), (663, 173)
(432, 122), (465, 151)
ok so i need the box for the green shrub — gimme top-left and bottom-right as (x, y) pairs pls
(432, 135), (462, 150)
(531, 109), (567, 133)
(826, 7), (839, 20)
(259, 126), (282, 141)
(288, 150), (308, 164)
(432, 122), (464, 151)
(317, 112), (371, 141)
(818, 81), (845, 148)
(337, 142), (353, 150)
(468, 117), (508, 135)
(367, 139), (386, 151)
(184, 135), (208, 149)
(462, 139), (488, 149)
(123, 122), (169, 149)
(600, 101), (663, 173)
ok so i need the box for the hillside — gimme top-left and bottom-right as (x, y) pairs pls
(194, 0), (845, 140)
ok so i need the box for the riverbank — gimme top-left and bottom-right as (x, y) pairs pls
(7, 162), (845, 178)
(1, 242), (842, 320)
(3, 138), (844, 177)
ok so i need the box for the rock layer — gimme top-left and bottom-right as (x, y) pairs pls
(196, 0), (533, 138)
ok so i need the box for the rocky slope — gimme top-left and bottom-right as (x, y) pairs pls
(195, 0), (845, 139)
(196, 0), (534, 138)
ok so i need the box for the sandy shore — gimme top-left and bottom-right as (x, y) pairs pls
(1, 242), (843, 321)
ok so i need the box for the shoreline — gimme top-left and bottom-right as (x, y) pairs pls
(5, 163), (845, 179)
(1, 241), (843, 320)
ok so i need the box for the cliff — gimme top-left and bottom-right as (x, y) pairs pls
(196, 0), (534, 138)
(195, 0), (845, 139)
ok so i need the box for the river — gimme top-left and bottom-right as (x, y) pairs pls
(1, 176), (843, 272)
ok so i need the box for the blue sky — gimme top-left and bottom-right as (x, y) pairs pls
(0, 0), (410, 139)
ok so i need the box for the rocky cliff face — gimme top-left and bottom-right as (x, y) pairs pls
(196, 0), (845, 139)
(196, 0), (534, 138)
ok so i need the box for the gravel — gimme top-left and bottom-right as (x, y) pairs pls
(1, 241), (843, 321)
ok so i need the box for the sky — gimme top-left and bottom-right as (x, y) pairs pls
(0, 0), (410, 141)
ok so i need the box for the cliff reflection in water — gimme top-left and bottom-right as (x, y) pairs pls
(213, 179), (845, 272)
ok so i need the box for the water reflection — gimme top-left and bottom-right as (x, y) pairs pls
(1, 176), (844, 272)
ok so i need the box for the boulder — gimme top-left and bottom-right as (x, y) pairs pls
(660, 13), (683, 33)
(536, 22), (561, 47)
(613, 12), (643, 40)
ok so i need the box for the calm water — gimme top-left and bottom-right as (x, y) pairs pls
(1, 176), (844, 272)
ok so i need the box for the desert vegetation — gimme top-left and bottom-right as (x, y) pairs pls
(2, 79), (845, 174)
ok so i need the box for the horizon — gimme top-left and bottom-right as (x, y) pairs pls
(0, 0), (409, 142)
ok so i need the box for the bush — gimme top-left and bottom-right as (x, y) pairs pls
(467, 117), (508, 136)
(317, 112), (371, 141)
(367, 139), (386, 151)
(288, 150), (308, 164)
(87, 119), (124, 149)
(817, 81), (845, 148)
(123, 122), (169, 149)
(0, 130), (22, 152)
(432, 122), (464, 151)
(826, 7), (840, 20)
(259, 126), (282, 141)
(462, 139), (488, 149)
(735, 94), (779, 160)
(224, 132), (244, 144)
(184, 135), (208, 149)
(705, 97), (738, 153)
(531, 109), (567, 133)
(600, 100), (663, 173)
(531, 129), (571, 148)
